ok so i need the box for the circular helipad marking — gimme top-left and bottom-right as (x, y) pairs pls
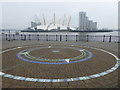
(17, 46), (93, 64)
(1, 45), (119, 82)
(24, 49), (86, 62)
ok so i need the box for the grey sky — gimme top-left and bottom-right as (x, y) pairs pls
(1, 2), (118, 29)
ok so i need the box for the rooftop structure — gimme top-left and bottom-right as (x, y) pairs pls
(30, 14), (76, 31)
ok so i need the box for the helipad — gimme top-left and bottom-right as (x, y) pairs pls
(1, 43), (119, 88)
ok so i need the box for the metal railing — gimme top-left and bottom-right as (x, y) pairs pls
(2, 34), (120, 43)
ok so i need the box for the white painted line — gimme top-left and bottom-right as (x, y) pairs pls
(84, 76), (91, 79)
(80, 50), (84, 52)
(21, 52), (28, 55)
(15, 77), (23, 80)
(0, 47), (22, 54)
(48, 46), (51, 48)
(99, 72), (107, 76)
(17, 47), (22, 48)
(65, 59), (70, 63)
(13, 76), (21, 79)
(25, 78), (33, 81)
(4, 74), (12, 77)
(71, 78), (74, 81)
(31, 79), (38, 82)
(0, 72), (5, 76)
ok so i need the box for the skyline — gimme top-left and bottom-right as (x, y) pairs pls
(0, 1), (118, 30)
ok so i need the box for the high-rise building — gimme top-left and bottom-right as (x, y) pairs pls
(79, 12), (97, 31)
(89, 20), (93, 31)
(118, 1), (120, 30)
(85, 17), (89, 30)
(84, 16), (88, 30)
(93, 22), (97, 30)
(79, 12), (86, 30)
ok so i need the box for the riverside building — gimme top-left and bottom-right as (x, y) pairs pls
(79, 12), (97, 31)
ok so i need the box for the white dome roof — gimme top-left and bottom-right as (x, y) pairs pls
(33, 23), (76, 31)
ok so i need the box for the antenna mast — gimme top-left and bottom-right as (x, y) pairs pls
(59, 19), (61, 25)
(54, 13), (55, 25)
(62, 14), (66, 26)
(43, 13), (46, 25)
(67, 16), (71, 26)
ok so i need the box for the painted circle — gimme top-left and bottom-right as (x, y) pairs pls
(21, 46), (86, 61)
(24, 47), (87, 62)
(0, 45), (119, 83)
(17, 46), (93, 64)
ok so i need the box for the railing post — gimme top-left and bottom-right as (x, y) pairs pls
(87, 35), (89, 42)
(79, 35), (80, 41)
(24, 35), (26, 40)
(103, 35), (105, 42)
(66, 35), (67, 41)
(8, 30), (10, 41)
(60, 35), (62, 42)
(76, 35), (77, 42)
(56, 35), (57, 41)
(21, 34), (22, 40)
(23, 34), (25, 40)
(6, 34), (7, 40)
(46, 34), (48, 41)
(29, 34), (31, 40)
(8, 33), (10, 41)
(109, 35), (112, 42)
(37, 34), (39, 40)
(13, 34), (15, 40)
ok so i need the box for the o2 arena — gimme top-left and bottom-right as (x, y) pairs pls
(21, 14), (76, 32)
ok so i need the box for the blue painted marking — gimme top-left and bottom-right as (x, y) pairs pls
(36, 79), (41, 82)
(67, 79), (73, 82)
(35, 79), (40, 82)
(50, 79), (53, 82)
(64, 79), (68, 82)
(9, 75), (14, 79)
(45, 79), (51, 82)
(17, 48), (93, 64)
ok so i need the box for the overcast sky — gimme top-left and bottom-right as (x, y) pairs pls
(0, 1), (119, 29)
